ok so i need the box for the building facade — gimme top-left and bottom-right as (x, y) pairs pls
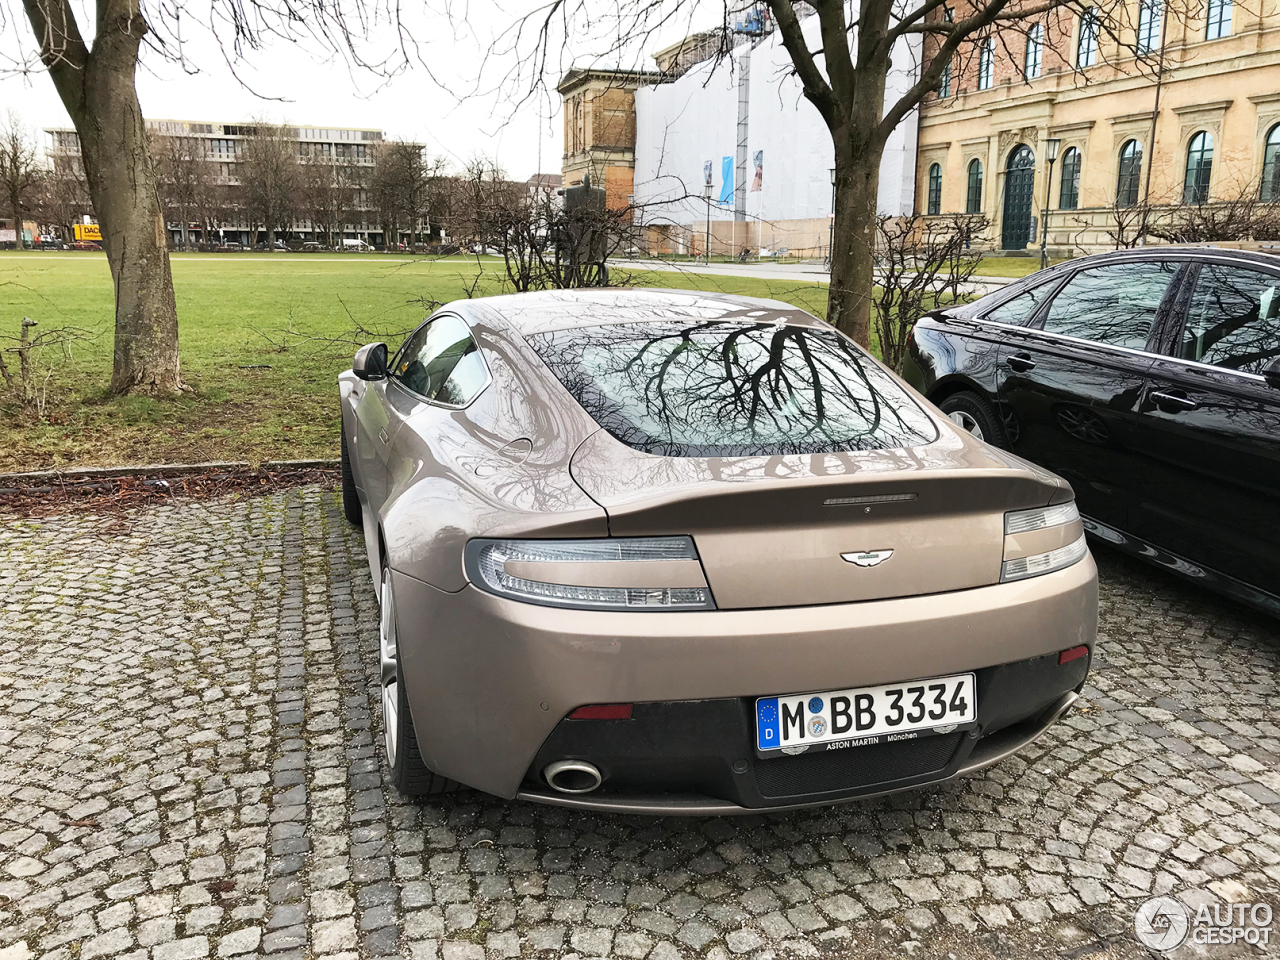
(46, 119), (390, 247)
(561, 16), (920, 258)
(917, 0), (1280, 252)
(557, 69), (662, 213)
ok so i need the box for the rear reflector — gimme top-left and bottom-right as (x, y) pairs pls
(568, 704), (633, 720)
(1059, 646), (1089, 665)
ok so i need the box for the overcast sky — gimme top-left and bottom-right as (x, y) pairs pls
(0, 0), (698, 181)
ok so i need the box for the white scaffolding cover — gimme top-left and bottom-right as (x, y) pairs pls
(634, 17), (920, 226)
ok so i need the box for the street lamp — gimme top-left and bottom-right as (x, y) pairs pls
(827, 167), (836, 269)
(703, 181), (713, 263)
(1040, 137), (1061, 271)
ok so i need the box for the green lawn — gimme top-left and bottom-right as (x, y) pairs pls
(971, 256), (1064, 278)
(0, 252), (833, 472)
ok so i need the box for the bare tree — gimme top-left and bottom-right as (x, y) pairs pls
(34, 155), (90, 240)
(299, 156), (351, 248)
(239, 122), (301, 250)
(488, 0), (1176, 349)
(0, 111), (41, 248)
(872, 213), (987, 373)
(1149, 181), (1280, 244)
(10, 0), (418, 393)
(154, 135), (212, 250)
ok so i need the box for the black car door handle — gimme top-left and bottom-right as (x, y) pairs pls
(1149, 390), (1199, 412)
(1006, 354), (1036, 372)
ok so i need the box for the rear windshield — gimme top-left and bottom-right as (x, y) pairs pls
(528, 321), (937, 457)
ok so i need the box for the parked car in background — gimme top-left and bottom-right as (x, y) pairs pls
(340, 239), (371, 252)
(69, 240), (101, 251)
(301, 242), (326, 252)
(339, 289), (1097, 812)
(905, 247), (1280, 617)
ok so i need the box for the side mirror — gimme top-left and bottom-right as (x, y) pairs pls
(353, 342), (389, 381)
(1263, 356), (1280, 389)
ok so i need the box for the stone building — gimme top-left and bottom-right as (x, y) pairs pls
(916, 0), (1280, 253)
(557, 68), (662, 213)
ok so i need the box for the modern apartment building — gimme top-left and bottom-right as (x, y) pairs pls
(45, 119), (389, 246)
(917, 0), (1280, 252)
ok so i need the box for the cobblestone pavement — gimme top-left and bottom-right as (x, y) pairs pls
(3, 486), (1280, 960)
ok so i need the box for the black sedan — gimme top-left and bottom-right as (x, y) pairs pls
(904, 247), (1280, 617)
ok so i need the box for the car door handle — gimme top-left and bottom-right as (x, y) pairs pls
(1006, 354), (1036, 373)
(1149, 390), (1199, 412)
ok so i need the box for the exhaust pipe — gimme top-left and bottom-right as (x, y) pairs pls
(543, 760), (603, 794)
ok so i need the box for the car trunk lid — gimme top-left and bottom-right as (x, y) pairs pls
(570, 428), (1064, 609)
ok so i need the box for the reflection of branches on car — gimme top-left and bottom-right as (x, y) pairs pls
(535, 320), (933, 458)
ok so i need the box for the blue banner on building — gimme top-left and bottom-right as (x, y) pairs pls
(719, 156), (734, 205)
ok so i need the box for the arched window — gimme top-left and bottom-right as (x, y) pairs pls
(1138, 0), (1163, 51)
(1183, 131), (1213, 204)
(1261, 124), (1280, 202)
(927, 163), (942, 215)
(1059, 147), (1082, 210)
(966, 159), (984, 213)
(1117, 140), (1143, 207)
(1077, 8), (1099, 67)
(978, 39), (994, 90)
(1024, 23), (1043, 78)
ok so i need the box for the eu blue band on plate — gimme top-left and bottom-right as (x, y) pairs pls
(757, 698), (780, 748)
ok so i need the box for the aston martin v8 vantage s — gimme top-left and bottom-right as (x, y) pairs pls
(338, 289), (1098, 814)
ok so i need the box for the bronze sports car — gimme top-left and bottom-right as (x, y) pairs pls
(338, 289), (1098, 814)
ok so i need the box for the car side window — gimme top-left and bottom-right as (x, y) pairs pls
(392, 315), (488, 405)
(1039, 261), (1179, 350)
(983, 282), (1055, 326)
(1178, 263), (1280, 376)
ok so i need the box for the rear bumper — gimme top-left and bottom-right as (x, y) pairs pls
(393, 552), (1097, 801)
(516, 689), (1081, 815)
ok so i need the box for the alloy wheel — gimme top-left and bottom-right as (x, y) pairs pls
(379, 574), (399, 769)
(948, 410), (985, 441)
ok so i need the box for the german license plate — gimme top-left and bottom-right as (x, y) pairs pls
(756, 673), (976, 753)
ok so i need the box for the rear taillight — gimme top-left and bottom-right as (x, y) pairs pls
(1004, 501), (1079, 535)
(463, 537), (715, 611)
(1001, 501), (1088, 582)
(1001, 535), (1088, 582)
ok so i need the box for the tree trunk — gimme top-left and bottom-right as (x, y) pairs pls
(8, 190), (20, 248)
(24, 0), (183, 395)
(828, 136), (885, 349)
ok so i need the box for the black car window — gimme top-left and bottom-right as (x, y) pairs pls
(528, 321), (937, 457)
(1039, 260), (1179, 350)
(1178, 263), (1280, 375)
(392, 315), (487, 405)
(984, 282), (1055, 326)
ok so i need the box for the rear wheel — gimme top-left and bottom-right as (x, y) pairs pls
(938, 391), (1009, 448)
(340, 431), (361, 526)
(379, 555), (460, 797)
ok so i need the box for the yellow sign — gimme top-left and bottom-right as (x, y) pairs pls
(74, 223), (102, 241)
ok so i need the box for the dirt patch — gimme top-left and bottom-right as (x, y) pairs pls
(0, 466), (338, 517)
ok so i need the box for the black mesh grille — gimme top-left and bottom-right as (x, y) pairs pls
(753, 733), (963, 799)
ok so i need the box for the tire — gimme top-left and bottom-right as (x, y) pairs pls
(379, 555), (461, 797)
(340, 430), (362, 526)
(938, 390), (1010, 448)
